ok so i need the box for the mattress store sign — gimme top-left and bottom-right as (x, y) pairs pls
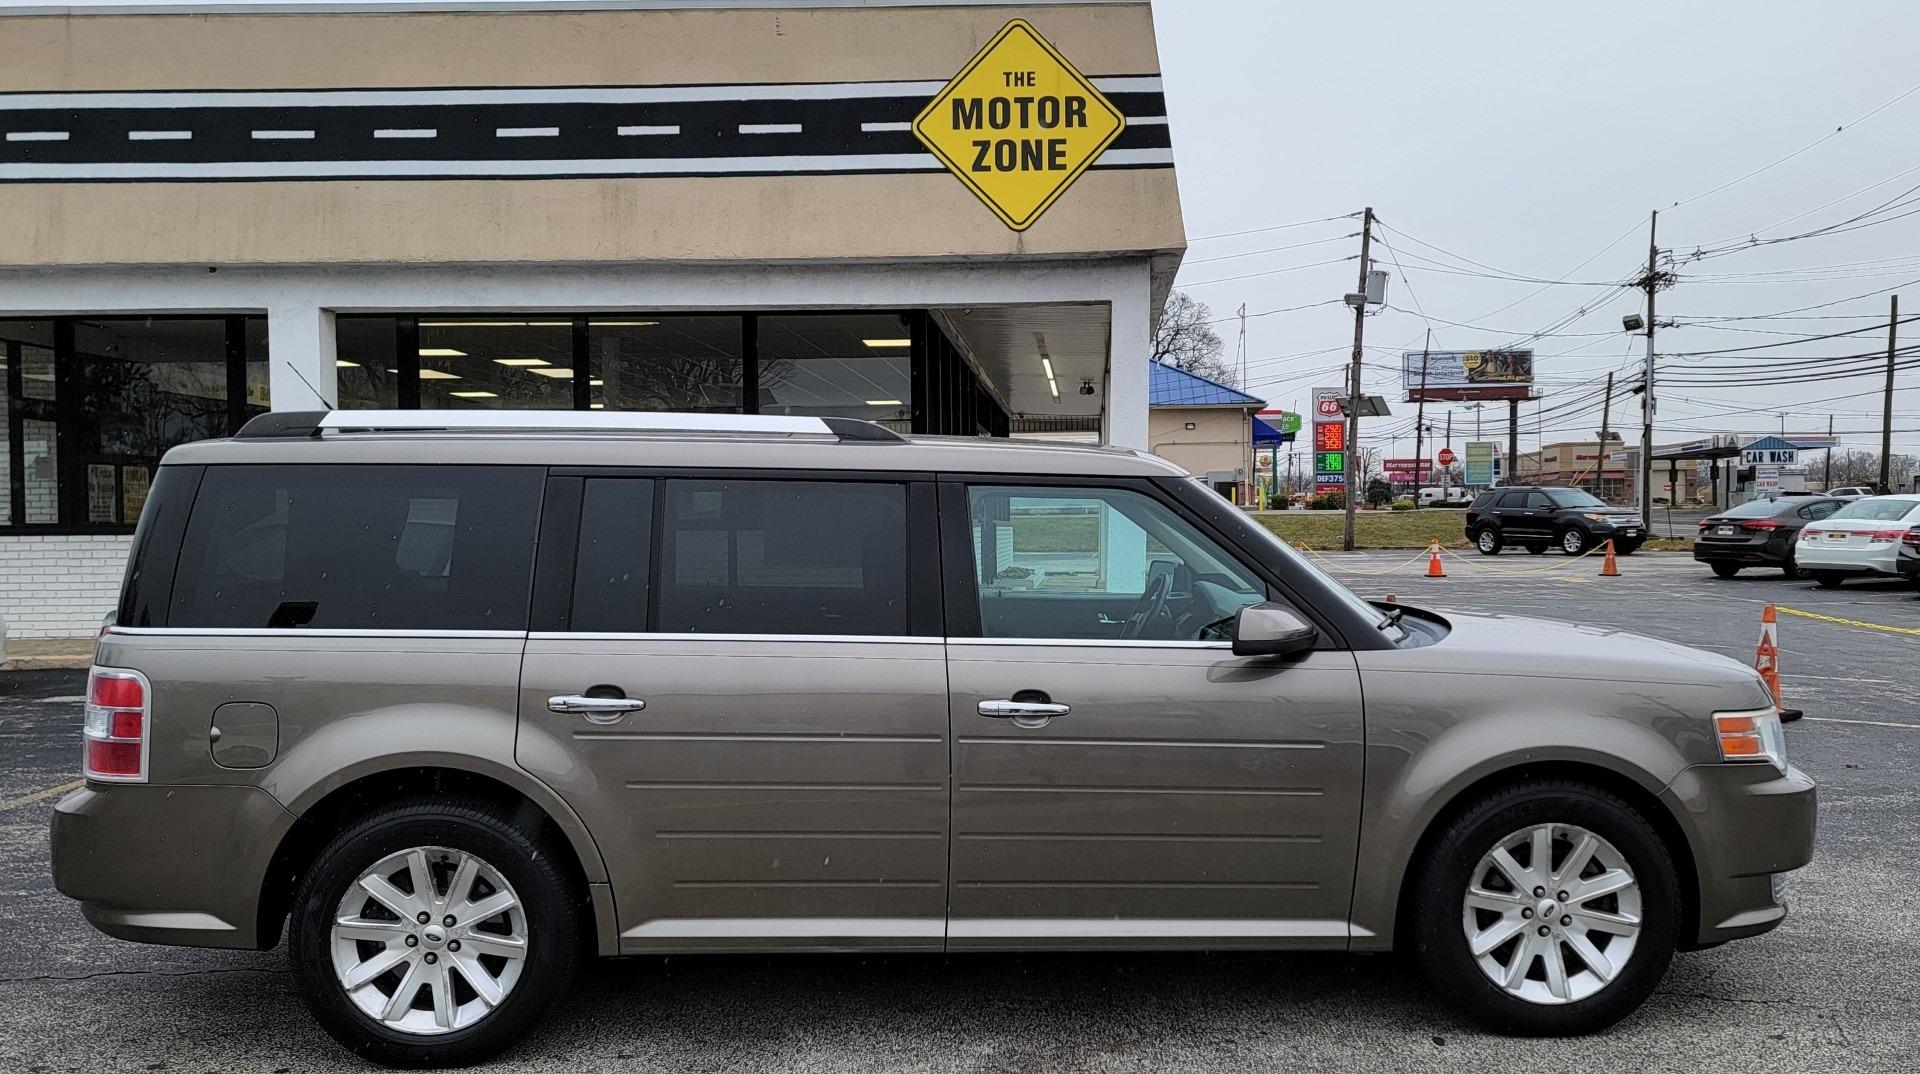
(915, 19), (1126, 230)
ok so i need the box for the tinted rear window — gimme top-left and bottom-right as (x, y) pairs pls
(656, 479), (908, 636)
(169, 465), (542, 630)
(1719, 500), (1785, 519)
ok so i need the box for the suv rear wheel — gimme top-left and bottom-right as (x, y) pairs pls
(288, 797), (581, 1067)
(1475, 527), (1504, 555)
(1410, 780), (1680, 1035)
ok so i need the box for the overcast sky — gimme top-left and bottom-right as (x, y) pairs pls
(1153, 0), (1920, 459)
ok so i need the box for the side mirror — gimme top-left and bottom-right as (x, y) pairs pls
(1231, 602), (1317, 657)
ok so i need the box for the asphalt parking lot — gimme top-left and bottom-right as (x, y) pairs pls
(2, 551), (1916, 1072)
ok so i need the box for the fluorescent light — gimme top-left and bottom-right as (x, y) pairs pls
(493, 358), (551, 367)
(448, 391), (499, 399)
(865, 399), (904, 407)
(527, 368), (576, 378)
(589, 403), (606, 410)
(417, 320), (571, 328)
(590, 320), (660, 327)
(335, 360), (360, 368)
(418, 348), (466, 357)
(417, 369), (463, 380)
(1042, 355), (1060, 401)
(589, 379), (605, 386)
(863, 338), (912, 348)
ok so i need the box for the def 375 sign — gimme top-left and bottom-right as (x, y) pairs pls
(914, 20), (1127, 231)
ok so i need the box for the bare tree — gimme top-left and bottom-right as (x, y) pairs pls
(1151, 290), (1237, 386)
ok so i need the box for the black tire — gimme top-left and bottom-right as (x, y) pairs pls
(1525, 545), (1548, 556)
(1813, 571), (1845, 589)
(288, 797), (582, 1068)
(1410, 779), (1681, 1036)
(1474, 527), (1504, 555)
(1710, 562), (1740, 579)
(1558, 527), (1589, 557)
(1782, 547), (1805, 579)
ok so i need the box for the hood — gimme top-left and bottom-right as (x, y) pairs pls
(1423, 610), (1765, 690)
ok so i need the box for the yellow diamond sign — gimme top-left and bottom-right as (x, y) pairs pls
(913, 19), (1126, 232)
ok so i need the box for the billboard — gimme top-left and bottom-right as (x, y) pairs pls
(1311, 386), (1346, 493)
(1402, 350), (1534, 402)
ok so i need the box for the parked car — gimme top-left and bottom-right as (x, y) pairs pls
(1826, 486), (1875, 500)
(1794, 494), (1920, 587)
(1417, 486), (1471, 507)
(1464, 486), (1645, 556)
(53, 411), (1814, 1065)
(1693, 497), (1845, 578)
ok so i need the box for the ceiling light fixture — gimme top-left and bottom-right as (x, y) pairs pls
(863, 338), (912, 348)
(527, 368), (576, 378)
(416, 369), (463, 380)
(335, 360), (360, 368)
(590, 321), (661, 328)
(417, 321), (571, 328)
(865, 399), (904, 407)
(492, 358), (551, 367)
(417, 348), (466, 357)
(448, 391), (498, 398)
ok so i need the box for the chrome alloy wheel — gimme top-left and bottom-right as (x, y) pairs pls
(330, 846), (529, 1035)
(1561, 529), (1587, 555)
(1461, 823), (1643, 1005)
(1477, 529), (1498, 553)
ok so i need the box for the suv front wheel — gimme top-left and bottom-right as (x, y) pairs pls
(1559, 527), (1590, 556)
(1410, 780), (1680, 1035)
(288, 797), (582, 1067)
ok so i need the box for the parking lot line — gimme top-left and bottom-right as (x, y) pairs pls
(1803, 717), (1920, 730)
(0, 779), (81, 812)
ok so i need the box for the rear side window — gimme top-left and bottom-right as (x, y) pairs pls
(169, 465), (542, 630)
(656, 479), (908, 636)
(1800, 501), (1841, 521)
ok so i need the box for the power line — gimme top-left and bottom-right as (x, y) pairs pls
(1665, 79), (1920, 210)
(1179, 255), (1358, 288)
(1187, 212), (1360, 244)
(1181, 233), (1360, 267)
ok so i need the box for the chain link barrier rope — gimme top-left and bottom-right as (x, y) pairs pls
(1774, 605), (1920, 639)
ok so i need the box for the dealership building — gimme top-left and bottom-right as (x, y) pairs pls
(0, 0), (1184, 637)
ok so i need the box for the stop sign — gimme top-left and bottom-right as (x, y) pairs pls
(1437, 448), (1457, 466)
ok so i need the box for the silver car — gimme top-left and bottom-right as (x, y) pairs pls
(52, 411), (1816, 1066)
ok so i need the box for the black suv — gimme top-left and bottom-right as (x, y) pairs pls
(1465, 486), (1645, 556)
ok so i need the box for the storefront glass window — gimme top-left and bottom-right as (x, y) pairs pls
(74, 319), (232, 525)
(757, 314), (912, 424)
(588, 316), (743, 413)
(418, 319), (575, 410)
(335, 316), (401, 409)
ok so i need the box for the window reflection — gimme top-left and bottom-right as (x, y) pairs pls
(589, 316), (742, 413)
(335, 317), (400, 409)
(757, 314), (911, 424)
(74, 319), (232, 525)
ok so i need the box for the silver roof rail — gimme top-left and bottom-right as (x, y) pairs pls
(235, 410), (906, 443)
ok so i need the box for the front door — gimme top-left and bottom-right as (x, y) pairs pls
(942, 481), (1366, 949)
(517, 475), (950, 952)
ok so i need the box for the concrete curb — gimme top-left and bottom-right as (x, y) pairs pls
(1, 638), (95, 673)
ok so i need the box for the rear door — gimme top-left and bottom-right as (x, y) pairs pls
(941, 479), (1366, 949)
(516, 473), (950, 952)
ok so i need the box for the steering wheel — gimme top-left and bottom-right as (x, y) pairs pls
(1120, 570), (1173, 640)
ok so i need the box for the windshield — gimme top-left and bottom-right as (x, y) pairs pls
(1548, 489), (1609, 509)
(1829, 497), (1920, 522)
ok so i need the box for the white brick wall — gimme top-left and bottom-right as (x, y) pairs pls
(0, 534), (134, 638)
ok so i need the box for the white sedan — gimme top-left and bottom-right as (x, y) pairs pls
(1795, 493), (1920, 587)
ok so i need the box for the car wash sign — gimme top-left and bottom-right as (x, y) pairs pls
(914, 19), (1126, 231)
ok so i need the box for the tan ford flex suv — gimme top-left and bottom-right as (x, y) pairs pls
(52, 411), (1815, 1066)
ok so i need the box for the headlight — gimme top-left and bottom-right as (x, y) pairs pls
(1583, 512), (1609, 522)
(1714, 707), (1787, 769)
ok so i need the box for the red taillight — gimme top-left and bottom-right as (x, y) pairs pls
(1869, 529), (1904, 544)
(1905, 527), (1920, 548)
(83, 667), (149, 783)
(1740, 520), (1779, 531)
(1799, 529), (1819, 541)
(1697, 520), (1712, 531)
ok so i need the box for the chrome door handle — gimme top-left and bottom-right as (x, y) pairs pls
(547, 695), (646, 724)
(978, 699), (1071, 719)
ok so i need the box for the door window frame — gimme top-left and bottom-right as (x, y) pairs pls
(533, 467), (942, 639)
(937, 474), (1349, 649)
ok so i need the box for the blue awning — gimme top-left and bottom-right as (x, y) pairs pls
(1252, 416), (1290, 445)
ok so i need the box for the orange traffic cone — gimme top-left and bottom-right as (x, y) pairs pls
(1425, 539), (1446, 578)
(1755, 605), (1804, 721)
(1599, 538), (1620, 576)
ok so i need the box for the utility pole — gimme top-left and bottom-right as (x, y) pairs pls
(1881, 294), (1898, 493)
(1825, 413), (1834, 490)
(1341, 207), (1375, 551)
(1506, 398), (1520, 485)
(1598, 371), (1614, 496)
(1640, 210), (1660, 525)
(1412, 329), (1431, 507)
(1443, 410), (1453, 494)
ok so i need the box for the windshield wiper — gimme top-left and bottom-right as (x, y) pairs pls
(1376, 604), (1406, 630)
